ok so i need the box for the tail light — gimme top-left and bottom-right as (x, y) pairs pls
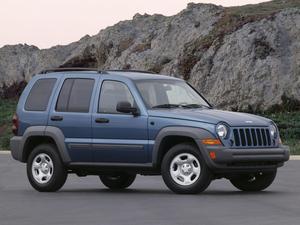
(12, 113), (19, 136)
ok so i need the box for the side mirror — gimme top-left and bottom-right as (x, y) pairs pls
(116, 101), (139, 116)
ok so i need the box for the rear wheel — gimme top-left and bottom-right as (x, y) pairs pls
(230, 170), (277, 192)
(27, 144), (68, 192)
(99, 173), (136, 190)
(161, 143), (212, 194)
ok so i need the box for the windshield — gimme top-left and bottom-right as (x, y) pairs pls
(135, 80), (210, 109)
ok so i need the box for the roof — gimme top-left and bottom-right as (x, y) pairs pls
(39, 68), (181, 81)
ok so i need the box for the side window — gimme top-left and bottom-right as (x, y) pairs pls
(25, 78), (57, 111)
(99, 81), (134, 114)
(56, 78), (94, 113)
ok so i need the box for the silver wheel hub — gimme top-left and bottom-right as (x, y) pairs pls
(181, 163), (192, 175)
(41, 163), (50, 173)
(170, 153), (201, 186)
(31, 153), (53, 184)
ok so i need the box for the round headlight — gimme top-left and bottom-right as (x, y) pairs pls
(216, 124), (228, 139)
(269, 124), (277, 138)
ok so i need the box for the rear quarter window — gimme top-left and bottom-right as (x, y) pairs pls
(25, 78), (57, 111)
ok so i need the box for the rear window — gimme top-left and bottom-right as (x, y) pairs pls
(25, 78), (57, 111)
(56, 78), (94, 113)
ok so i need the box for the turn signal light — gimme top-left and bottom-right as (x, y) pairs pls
(201, 138), (221, 145)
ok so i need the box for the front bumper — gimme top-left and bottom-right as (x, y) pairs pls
(203, 144), (290, 173)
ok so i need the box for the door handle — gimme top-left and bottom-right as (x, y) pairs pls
(50, 115), (63, 121)
(95, 118), (110, 123)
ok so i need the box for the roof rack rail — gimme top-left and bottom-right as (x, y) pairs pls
(39, 67), (107, 74)
(39, 68), (157, 75)
(106, 69), (157, 74)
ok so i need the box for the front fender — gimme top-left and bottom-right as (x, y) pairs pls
(152, 126), (216, 167)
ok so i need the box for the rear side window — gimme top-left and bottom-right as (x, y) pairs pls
(56, 78), (94, 113)
(25, 78), (57, 111)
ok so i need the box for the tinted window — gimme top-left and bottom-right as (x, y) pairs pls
(99, 81), (134, 113)
(25, 78), (56, 111)
(56, 79), (73, 112)
(56, 78), (94, 113)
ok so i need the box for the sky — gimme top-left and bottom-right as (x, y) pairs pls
(0, 0), (268, 49)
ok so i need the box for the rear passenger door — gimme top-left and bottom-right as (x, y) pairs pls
(48, 76), (97, 162)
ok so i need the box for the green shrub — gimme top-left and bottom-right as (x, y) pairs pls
(262, 112), (300, 155)
(0, 99), (17, 149)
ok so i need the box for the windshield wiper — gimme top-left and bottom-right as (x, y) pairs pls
(180, 104), (202, 108)
(152, 104), (181, 109)
(152, 103), (211, 109)
(180, 104), (211, 109)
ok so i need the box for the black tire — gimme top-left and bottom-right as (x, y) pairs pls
(161, 143), (212, 194)
(230, 170), (277, 192)
(27, 144), (68, 192)
(99, 173), (136, 190)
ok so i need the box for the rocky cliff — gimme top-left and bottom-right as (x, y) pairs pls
(0, 0), (299, 111)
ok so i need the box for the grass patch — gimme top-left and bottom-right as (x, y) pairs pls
(0, 99), (17, 149)
(262, 111), (300, 155)
(226, 0), (300, 17)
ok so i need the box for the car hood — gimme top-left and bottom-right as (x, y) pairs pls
(148, 108), (271, 127)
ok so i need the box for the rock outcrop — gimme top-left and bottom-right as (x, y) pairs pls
(0, 0), (299, 111)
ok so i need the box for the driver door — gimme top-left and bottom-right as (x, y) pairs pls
(92, 79), (148, 163)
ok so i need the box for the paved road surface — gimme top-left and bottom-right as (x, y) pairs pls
(0, 153), (299, 225)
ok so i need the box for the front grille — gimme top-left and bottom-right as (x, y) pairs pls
(232, 128), (272, 147)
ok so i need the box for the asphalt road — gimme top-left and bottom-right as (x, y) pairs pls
(0, 153), (299, 225)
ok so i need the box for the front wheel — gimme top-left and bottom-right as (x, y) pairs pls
(99, 173), (136, 190)
(161, 143), (212, 194)
(230, 170), (277, 192)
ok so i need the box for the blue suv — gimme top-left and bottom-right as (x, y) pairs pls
(10, 68), (289, 194)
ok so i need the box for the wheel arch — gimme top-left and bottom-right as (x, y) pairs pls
(23, 136), (57, 162)
(152, 126), (215, 168)
(20, 126), (70, 163)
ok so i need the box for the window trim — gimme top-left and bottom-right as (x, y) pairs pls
(97, 80), (138, 115)
(24, 78), (57, 112)
(55, 78), (95, 113)
(186, 82), (212, 108)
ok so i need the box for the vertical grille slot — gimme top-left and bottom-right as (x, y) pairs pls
(256, 128), (262, 146)
(233, 129), (240, 146)
(239, 129), (246, 146)
(266, 129), (271, 145)
(261, 129), (267, 146)
(251, 128), (257, 146)
(245, 129), (252, 146)
(233, 127), (272, 148)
